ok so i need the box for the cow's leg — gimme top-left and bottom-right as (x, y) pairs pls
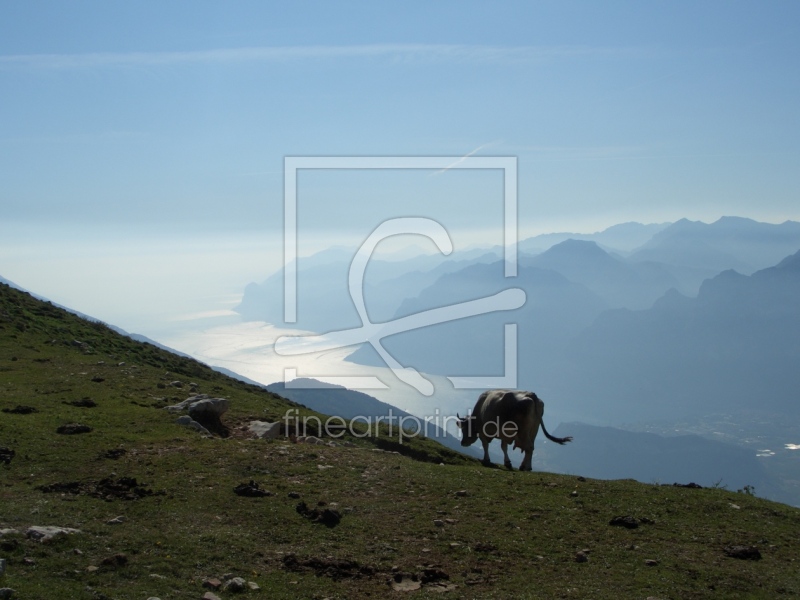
(501, 441), (513, 469)
(519, 445), (533, 471)
(480, 438), (492, 466)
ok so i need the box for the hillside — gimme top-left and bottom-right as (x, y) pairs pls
(2, 282), (800, 599)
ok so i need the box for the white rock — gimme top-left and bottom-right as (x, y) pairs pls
(26, 526), (81, 542)
(222, 576), (247, 592)
(248, 420), (282, 440)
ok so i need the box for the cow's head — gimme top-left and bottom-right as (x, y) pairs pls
(456, 413), (479, 447)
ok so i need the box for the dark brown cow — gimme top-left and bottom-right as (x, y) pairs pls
(457, 390), (572, 471)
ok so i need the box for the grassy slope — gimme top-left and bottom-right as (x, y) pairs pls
(1, 282), (799, 599)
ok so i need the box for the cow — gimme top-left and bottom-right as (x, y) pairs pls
(456, 390), (572, 471)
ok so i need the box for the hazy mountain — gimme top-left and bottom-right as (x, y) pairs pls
(347, 260), (608, 377)
(558, 249), (800, 421)
(235, 245), (500, 330)
(533, 422), (784, 500)
(518, 221), (671, 255)
(522, 239), (682, 309)
(629, 216), (800, 274)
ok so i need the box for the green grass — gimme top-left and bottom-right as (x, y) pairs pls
(1, 282), (799, 599)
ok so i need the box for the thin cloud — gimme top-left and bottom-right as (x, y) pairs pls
(432, 141), (504, 175)
(0, 44), (645, 71)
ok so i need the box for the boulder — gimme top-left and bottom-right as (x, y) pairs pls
(175, 415), (210, 435)
(248, 420), (282, 440)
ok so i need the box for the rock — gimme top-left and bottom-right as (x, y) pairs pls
(609, 516), (639, 529)
(222, 577), (247, 592)
(391, 574), (421, 592)
(170, 380), (183, 388)
(570, 490), (579, 497)
(248, 420), (282, 440)
(202, 593), (222, 600)
(724, 545), (762, 560)
(433, 519), (445, 527)
(188, 398), (229, 423)
(26, 526), (81, 542)
(455, 490), (468, 497)
(86, 565), (99, 573)
(645, 559), (659, 566)
(165, 395), (230, 436)
(146, 597), (161, 600)
(288, 492), (301, 499)
(0, 589), (15, 600)
(300, 435), (324, 445)
(175, 415), (210, 435)
(203, 578), (222, 589)
(106, 516), (126, 525)
(100, 553), (128, 569)
(575, 551), (589, 563)
(247, 581), (260, 591)
(56, 423), (93, 435)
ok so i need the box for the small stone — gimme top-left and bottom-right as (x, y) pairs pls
(0, 589), (15, 600)
(22, 557), (36, 566)
(86, 565), (99, 573)
(575, 551), (589, 563)
(455, 490), (468, 497)
(433, 519), (445, 527)
(645, 559), (659, 566)
(222, 576), (247, 592)
(203, 578), (222, 589)
(106, 516), (126, 525)
(202, 593), (222, 600)
(247, 581), (260, 591)
(288, 492), (301, 499)
(570, 490), (578, 497)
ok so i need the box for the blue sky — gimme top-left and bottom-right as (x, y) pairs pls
(1, 1), (800, 330)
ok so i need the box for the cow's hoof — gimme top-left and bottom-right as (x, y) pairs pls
(519, 465), (532, 472)
(504, 461), (513, 470)
(481, 459), (493, 467)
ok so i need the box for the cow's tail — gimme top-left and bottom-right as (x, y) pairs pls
(541, 420), (572, 445)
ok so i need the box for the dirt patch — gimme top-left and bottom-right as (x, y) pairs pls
(282, 554), (375, 580)
(65, 398), (98, 408)
(724, 545), (762, 560)
(37, 476), (162, 501)
(2, 405), (38, 414)
(56, 423), (93, 435)
(0, 447), (15, 464)
(296, 501), (342, 527)
(609, 515), (640, 529)
(99, 448), (127, 460)
(234, 480), (272, 497)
